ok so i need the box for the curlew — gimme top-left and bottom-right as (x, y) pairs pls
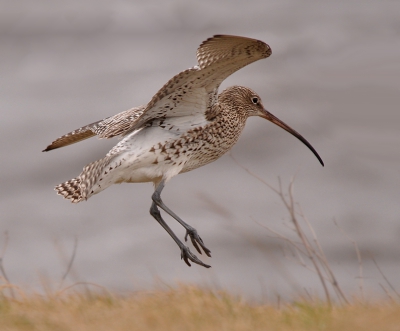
(43, 35), (323, 268)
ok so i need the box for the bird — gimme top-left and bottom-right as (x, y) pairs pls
(43, 35), (323, 268)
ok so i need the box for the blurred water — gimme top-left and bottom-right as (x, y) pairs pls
(1, 0), (399, 300)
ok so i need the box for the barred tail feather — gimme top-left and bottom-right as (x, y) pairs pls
(55, 155), (116, 203)
(55, 178), (84, 203)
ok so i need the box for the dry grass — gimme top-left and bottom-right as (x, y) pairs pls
(0, 285), (399, 331)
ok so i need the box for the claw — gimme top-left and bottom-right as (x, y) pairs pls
(190, 236), (202, 255)
(180, 246), (211, 268)
(185, 229), (212, 257)
(181, 250), (192, 267)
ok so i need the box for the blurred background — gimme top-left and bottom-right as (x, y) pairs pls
(1, 0), (399, 300)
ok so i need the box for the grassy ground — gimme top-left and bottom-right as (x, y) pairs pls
(1, 285), (400, 331)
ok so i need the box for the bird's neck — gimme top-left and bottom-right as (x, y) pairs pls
(220, 101), (249, 122)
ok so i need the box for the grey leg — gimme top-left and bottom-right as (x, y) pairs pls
(152, 179), (212, 257)
(150, 201), (210, 268)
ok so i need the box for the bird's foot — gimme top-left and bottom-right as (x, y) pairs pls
(180, 245), (211, 268)
(184, 228), (212, 257)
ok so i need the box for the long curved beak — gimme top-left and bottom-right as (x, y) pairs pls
(261, 110), (324, 166)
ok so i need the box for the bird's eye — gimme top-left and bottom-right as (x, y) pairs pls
(252, 97), (258, 104)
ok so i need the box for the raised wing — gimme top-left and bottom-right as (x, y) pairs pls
(102, 35), (271, 137)
(43, 36), (271, 148)
(196, 34), (271, 89)
(43, 106), (145, 151)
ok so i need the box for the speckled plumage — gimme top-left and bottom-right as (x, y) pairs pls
(43, 106), (146, 151)
(44, 35), (323, 268)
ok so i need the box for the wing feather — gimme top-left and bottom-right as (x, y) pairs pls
(42, 121), (101, 152)
(117, 35), (271, 133)
(43, 106), (145, 151)
(44, 35), (271, 148)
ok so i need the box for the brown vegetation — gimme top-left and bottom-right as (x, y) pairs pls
(1, 285), (400, 331)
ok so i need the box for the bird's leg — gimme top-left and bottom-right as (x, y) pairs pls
(149, 202), (210, 268)
(152, 179), (212, 257)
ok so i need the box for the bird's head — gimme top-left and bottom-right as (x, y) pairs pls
(221, 86), (324, 166)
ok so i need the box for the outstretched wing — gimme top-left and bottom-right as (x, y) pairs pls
(44, 35), (271, 148)
(101, 35), (271, 137)
(42, 120), (100, 152)
(43, 106), (145, 151)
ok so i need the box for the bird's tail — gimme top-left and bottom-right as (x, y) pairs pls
(55, 155), (116, 203)
(55, 177), (84, 203)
